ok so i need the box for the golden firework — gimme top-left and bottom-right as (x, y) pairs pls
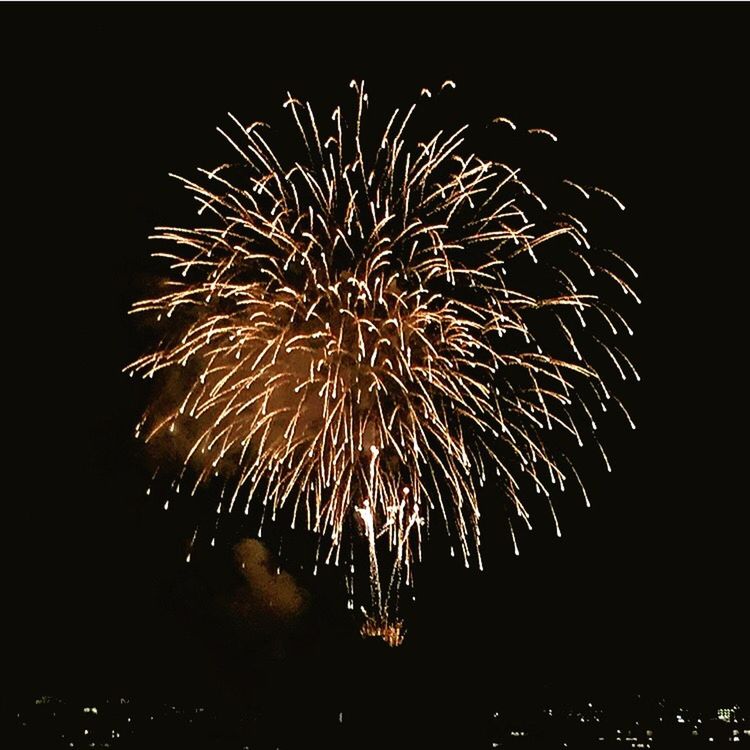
(127, 81), (638, 642)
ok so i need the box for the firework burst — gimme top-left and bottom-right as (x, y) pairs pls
(127, 81), (638, 644)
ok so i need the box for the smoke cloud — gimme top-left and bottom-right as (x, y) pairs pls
(228, 539), (308, 627)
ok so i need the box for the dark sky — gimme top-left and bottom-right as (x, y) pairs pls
(7, 0), (748, 736)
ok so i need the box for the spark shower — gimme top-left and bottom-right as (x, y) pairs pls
(127, 81), (638, 645)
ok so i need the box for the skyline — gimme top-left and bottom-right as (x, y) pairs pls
(11, 694), (750, 748)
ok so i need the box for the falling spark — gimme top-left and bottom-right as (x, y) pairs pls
(563, 179), (591, 200)
(594, 186), (626, 211)
(127, 82), (638, 644)
(493, 116), (517, 130)
(527, 127), (559, 142)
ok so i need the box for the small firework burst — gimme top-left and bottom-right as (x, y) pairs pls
(127, 81), (638, 642)
(359, 615), (405, 648)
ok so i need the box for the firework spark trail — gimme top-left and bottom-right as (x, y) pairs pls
(127, 81), (638, 644)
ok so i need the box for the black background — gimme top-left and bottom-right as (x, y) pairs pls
(6, 2), (749, 745)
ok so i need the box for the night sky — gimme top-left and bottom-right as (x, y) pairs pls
(7, 1), (748, 741)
